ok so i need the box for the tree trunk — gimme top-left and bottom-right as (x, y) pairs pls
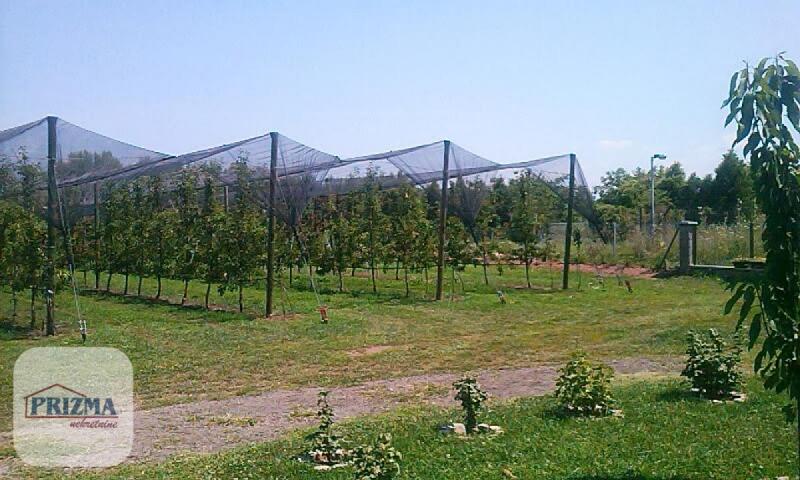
(525, 258), (531, 289)
(338, 270), (344, 293)
(123, 273), (129, 295)
(205, 282), (211, 310)
(308, 264), (313, 290)
(137, 276), (143, 297)
(12, 291), (17, 321)
(238, 285), (243, 313)
(395, 260), (400, 280)
(29, 288), (36, 329)
(481, 247), (489, 286)
(156, 275), (162, 300)
(351, 265), (356, 277)
(289, 263), (293, 286)
(404, 267), (409, 297)
(370, 254), (377, 294)
(106, 272), (113, 292)
(181, 279), (189, 305)
(450, 266), (456, 300)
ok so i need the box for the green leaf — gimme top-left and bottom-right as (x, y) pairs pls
(737, 288), (755, 329)
(736, 94), (755, 143)
(748, 312), (762, 348)
(743, 132), (761, 156)
(786, 59), (800, 77)
(728, 71), (740, 97)
(724, 284), (745, 314)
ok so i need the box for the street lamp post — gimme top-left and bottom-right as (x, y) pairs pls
(650, 153), (667, 235)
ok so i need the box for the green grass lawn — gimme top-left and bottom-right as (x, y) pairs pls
(1, 266), (734, 434)
(33, 377), (795, 479)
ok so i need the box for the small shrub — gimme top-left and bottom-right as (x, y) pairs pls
(555, 353), (615, 416)
(305, 391), (347, 465)
(681, 328), (742, 399)
(351, 433), (402, 480)
(453, 375), (489, 433)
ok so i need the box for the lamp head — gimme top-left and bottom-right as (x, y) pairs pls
(652, 153), (667, 160)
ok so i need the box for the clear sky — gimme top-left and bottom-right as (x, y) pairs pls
(1, 0), (798, 186)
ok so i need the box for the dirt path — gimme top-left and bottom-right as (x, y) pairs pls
(0, 357), (679, 473)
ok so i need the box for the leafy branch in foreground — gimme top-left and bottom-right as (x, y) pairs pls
(722, 53), (800, 471)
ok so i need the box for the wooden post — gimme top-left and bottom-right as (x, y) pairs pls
(265, 132), (278, 317)
(562, 154), (576, 290)
(435, 140), (451, 301)
(93, 182), (100, 290)
(45, 116), (57, 336)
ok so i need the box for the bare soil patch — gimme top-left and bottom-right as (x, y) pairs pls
(346, 345), (395, 358)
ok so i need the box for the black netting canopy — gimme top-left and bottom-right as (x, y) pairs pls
(0, 116), (601, 236)
(0, 116), (169, 187)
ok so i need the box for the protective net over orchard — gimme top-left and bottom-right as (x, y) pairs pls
(0, 116), (601, 325)
(0, 116), (599, 233)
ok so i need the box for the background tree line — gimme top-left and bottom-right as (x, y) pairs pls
(594, 150), (755, 235)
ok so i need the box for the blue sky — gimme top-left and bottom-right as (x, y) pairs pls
(1, 0), (798, 186)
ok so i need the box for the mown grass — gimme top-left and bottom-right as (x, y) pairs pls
(30, 377), (794, 479)
(1, 265), (732, 436)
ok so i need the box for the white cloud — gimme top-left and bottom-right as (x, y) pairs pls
(598, 139), (633, 150)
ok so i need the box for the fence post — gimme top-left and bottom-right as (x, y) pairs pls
(266, 132), (278, 317)
(435, 140), (451, 301)
(562, 154), (576, 290)
(45, 116), (57, 336)
(93, 182), (101, 290)
(678, 220), (698, 274)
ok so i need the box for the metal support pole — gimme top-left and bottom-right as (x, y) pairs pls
(93, 182), (100, 290)
(265, 132), (278, 317)
(45, 116), (57, 336)
(562, 154), (576, 290)
(435, 140), (451, 301)
(650, 156), (656, 236)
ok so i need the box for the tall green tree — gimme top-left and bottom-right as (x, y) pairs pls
(173, 171), (200, 305)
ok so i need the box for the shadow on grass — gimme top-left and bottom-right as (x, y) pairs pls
(80, 288), (252, 322)
(563, 475), (688, 480)
(655, 387), (703, 403)
(0, 319), (35, 340)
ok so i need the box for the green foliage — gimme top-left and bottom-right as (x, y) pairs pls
(0, 201), (45, 301)
(56, 380), (796, 478)
(351, 433), (402, 480)
(453, 375), (489, 433)
(594, 150), (756, 234)
(722, 54), (800, 423)
(681, 329), (742, 399)
(305, 391), (347, 465)
(555, 353), (615, 417)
